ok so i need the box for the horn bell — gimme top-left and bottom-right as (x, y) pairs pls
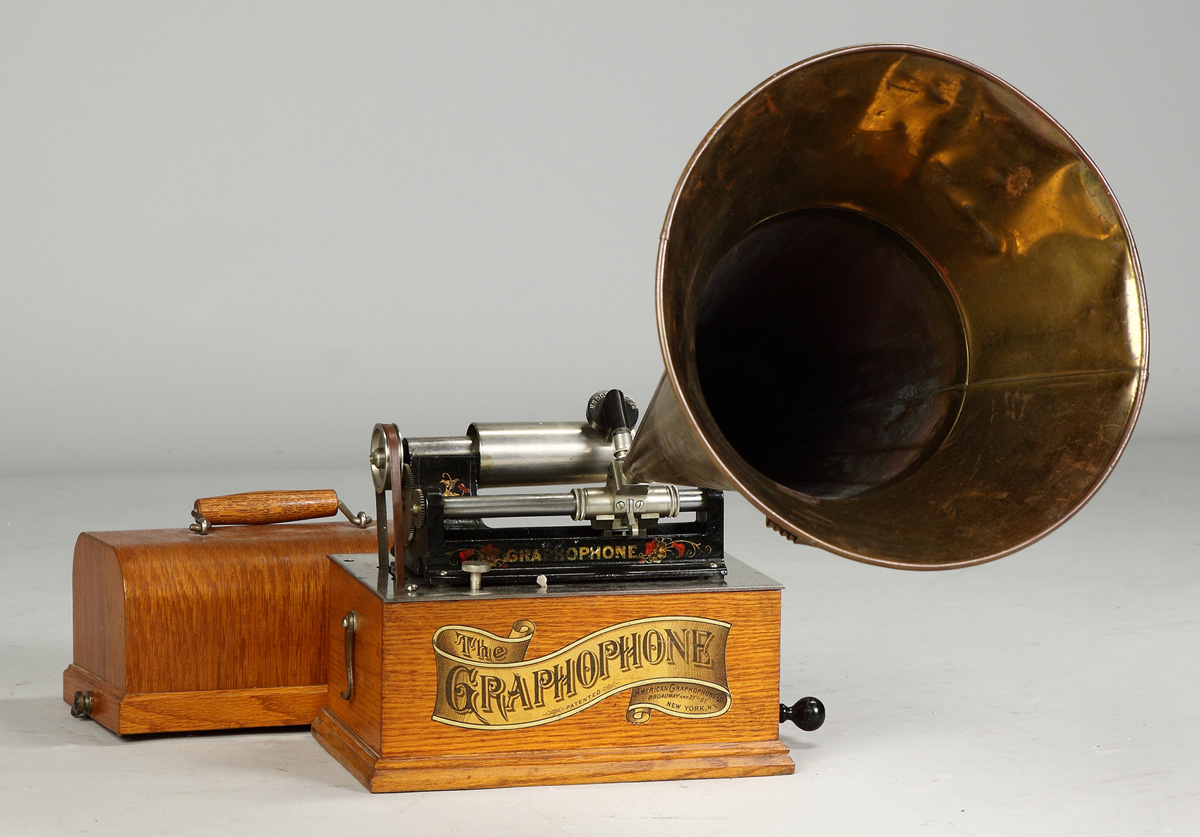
(625, 44), (1148, 570)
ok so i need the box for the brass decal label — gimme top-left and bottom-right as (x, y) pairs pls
(431, 617), (732, 730)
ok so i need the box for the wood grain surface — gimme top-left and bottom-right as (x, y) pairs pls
(63, 665), (326, 734)
(313, 709), (792, 792)
(315, 558), (792, 791)
(193, 490), (340, 525)
(64, 521), (379, 734)
(325, 561), (385, 754)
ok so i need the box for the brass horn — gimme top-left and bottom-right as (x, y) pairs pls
(625, 45), (1148, 570)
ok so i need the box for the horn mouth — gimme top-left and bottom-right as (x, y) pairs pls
(695, 206), (966, 500)
(653, 44), (1147, 569)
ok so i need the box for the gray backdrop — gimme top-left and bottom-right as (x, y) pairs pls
(2, 1), (1194, 477)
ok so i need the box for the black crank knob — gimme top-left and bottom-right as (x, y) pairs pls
(779, 696), (825, 731)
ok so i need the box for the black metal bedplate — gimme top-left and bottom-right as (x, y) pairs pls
(406, 489), (725, 584)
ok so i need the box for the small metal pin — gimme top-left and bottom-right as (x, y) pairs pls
(189, 509), (211, 535)
(337, 501), (373, 528)
(462, 560), (490, 594)
(70, 690), (93, 718)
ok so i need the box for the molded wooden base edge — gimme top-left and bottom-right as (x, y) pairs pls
(312, 709), (794, 793)
(63, 665), (326, 734)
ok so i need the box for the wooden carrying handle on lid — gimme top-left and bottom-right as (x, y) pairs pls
(190, 490), (371, 533)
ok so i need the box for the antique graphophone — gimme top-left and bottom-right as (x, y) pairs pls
(66, 45), (1146, 793)
(310, 45), (1146, 791)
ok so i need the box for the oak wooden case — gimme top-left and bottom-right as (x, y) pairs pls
(313, 554), (793, 792)
(63, 522), (378, 735)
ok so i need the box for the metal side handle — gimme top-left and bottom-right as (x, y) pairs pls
(340, 611), (358, 701)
